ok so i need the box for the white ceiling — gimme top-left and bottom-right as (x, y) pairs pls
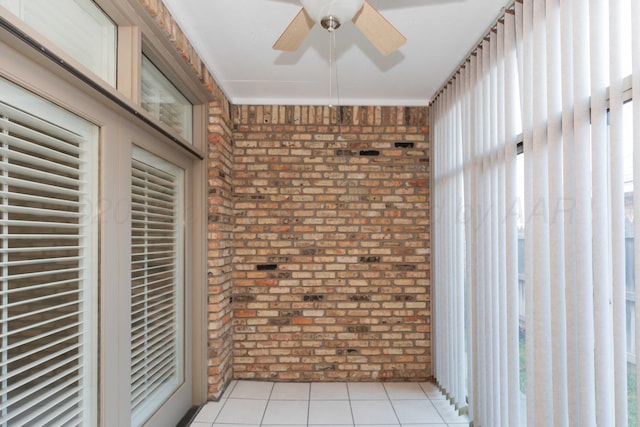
(161, 0), (509, 106)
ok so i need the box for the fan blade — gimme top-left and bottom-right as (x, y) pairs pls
(352, 0), (407, 56)
(273, 8), (315, 51)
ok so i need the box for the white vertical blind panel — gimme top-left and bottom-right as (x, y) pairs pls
(518, 2), (536, 424)
(448, 80), (456, 399)
(476, 48), (490, 425)
(589, 0), (615, 424)
(572, 0), (597, 423)
(608, 0), (629, 422)
(482, 47), (490, 420)
(130, 148), (184, 427)
(432, 95), (440, 386)
(544, 1), (569, 423)
(503, 10), (522, 427)
(531, 0), (553, 421)
(474, 47), (488, 425)
(0, 77), (97, 427)
(470, 47), (480, 424)
(439, 81), (447, 394)
(460, 60), (474, 420)
(454, 72), (466, 406)
(464, 54), (477, 423)
(495, 22), (509, 427)
(431, 99), (439, 386)
(485, 31), (504, 426)
(433, 79), (444, 396)
(633, 0), (640, 419)
(558, 0), (581, 424)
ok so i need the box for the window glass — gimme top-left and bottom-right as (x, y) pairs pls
(141, 56), (193, 143)
(0, 0), (117, 86)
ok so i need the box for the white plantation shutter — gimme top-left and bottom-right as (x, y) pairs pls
(130, 147), (184, 427)
(0, 78), (98, 426)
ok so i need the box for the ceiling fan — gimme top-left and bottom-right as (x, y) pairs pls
(273, 0), (407, 56)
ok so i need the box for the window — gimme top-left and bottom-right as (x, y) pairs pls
(141, 56), (193, 143)
(0, 77), (98, 426)
(0, 0), (117, 86)
(130, 147), (185, 427)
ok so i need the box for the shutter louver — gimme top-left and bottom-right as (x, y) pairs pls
(0, 92), (96, 426)
(130, 149), (184, 427)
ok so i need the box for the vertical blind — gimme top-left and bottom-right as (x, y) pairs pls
(431, 0), (639, 425)
(0, 79), (98, 426)
(130, 146), (184, 427)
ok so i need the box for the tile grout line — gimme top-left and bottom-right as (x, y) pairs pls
(419, 382), (454, 426)
(258, 382), (275, 427)
(382, 383), (404, 427)
(306, 382), (311, 427)
(345, 383), (355, 427)
(210, 381), (237, 426)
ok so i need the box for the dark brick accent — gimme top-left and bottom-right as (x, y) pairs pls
(359, 150), (380, 156)
(395, 142), (416, 149)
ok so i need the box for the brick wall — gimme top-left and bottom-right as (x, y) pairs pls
(206, 100), (235, 398)
(232, 105), (431, 382)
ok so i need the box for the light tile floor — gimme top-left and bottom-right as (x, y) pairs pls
(189, 381), (470, 427)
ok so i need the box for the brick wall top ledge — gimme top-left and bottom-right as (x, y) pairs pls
(234, 105), (429, 129)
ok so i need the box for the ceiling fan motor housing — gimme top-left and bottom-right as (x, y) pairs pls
(301, 0), (365, 27)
